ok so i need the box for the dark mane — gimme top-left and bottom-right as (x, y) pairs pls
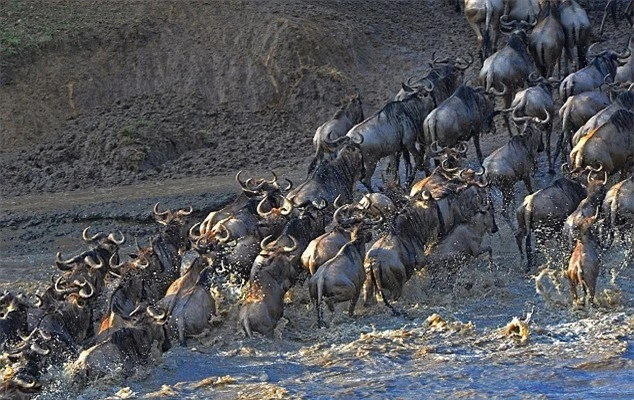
(375, 93), (429, 127)
(609, 109), (634, 132)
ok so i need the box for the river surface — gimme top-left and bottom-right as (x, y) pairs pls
(2, 162), (634, 399)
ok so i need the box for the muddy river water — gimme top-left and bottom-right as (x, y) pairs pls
(2, 165), (634, 399)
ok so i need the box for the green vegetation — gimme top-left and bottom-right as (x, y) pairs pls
(0, 0), (82, 57)
(118, 119), (155, 144)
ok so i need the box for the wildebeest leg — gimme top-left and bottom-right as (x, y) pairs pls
(577, 43), (588, 70)
(348, 289), (360, 317)
(568, 275), (578, 303)
(362, 158), (379, 193)
(553, 130), (565, 166)
(406, 145), (424, 187)
(525, 233), (533, 273)
(473, 133), (484, 165)
(467, 18), (485, 64)
(178, 319), (187, 347)
(545, 124), (554, 174)
(362, 273), (376, 307)
(522, 175), (533, 194)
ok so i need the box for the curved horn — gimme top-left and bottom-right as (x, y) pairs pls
(280, 195), (294, 216)
(587, 42), (602, 58)
(457, 141), (469, 154)
(430, 141), (443, 155)
(54, 252), (75, 271)
(177, 206), (193, 217)
(78, 279), (95, 299)
(405, 76), (417, 88)
(106, 231), (125, 245)
(188, 222), (202, 242)
(282, 235), (298, 253)
(333, 205), (354, 226)
(475, 166), (486, 176)
(153, 202), (170, 218)
(146, 305), (167, 321)
(421, 78), (434, 93)
(84, 254), (104, 270)
(475, 174), (489, 188)
(421, 190), (432, 201)
(260, 235), (275, 251)
(14, 376), (40, 389)
(32, 294), (43, 308)
(54, 276), (74, 294)
(334, 194), (345, 209)
(257, 196), (273, 217)
(235, 170), (248, 189)
(600, 171), (608, 185)
(441, 158), (459, 173)
(350, 132), (364, 145)
(82, 227), (107, 242)
(282, 178), (293, 191)
(536, 108), (551, 124)
(267, 171), (278, 185)
(215, 222), (231, 243)
(488, 82), (508, 96)
(136, 255), (150, 269)
(37, 329), (51, 341)
(454, 53), (474, 70)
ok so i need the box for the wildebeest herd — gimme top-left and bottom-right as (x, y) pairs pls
(2, 0), (634, 397)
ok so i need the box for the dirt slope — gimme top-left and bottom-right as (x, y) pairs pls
(0, 0), (481, 197)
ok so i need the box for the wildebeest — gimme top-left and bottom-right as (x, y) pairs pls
(238, 237), (298, 337)
(363, 197), (440, 312)
(71, 304), (170, 383)
(483, 123), (544, 227)
(410, 165), (492, 237)
(558, 0), (592, 74)
(479, 22), (535, 135)
(309, 94), (364, 175)
(615, 36), (634, 84)
(347, 86), (433, 189)
(569, 109), (634, 176)
(559, 45), (631, 101)
(502, 75), (554, 170)
(0, 293), (41, 351)
(301, 205), (378, 276)
(567, 207), (601, 305)
(395, 53), (472, 104)
(571, 88), (634, 147)
(528, 0), (565, 79)
(555, 90), (611, 165)
(602, 175), (634, 247)
(160, 252), (215, 346)
(600, 0), (634, 36)
(515, 177), (587, 271)
(465, 0), (504, 62)
(309, 231), (366, 327)
(200, 171), (291, 235)
(423, 85), (498, 167)
(288, 141), (365, 205)
(564, 166), (607, 246)
(424, 199), (498, 273)
(501, 0), (541, 25)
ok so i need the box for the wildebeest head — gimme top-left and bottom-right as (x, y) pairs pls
(587, 42), (632, 72)
(430, 141), (469, 169)
(152, 203), (193, 226)
(235, 170), (293, 197)
(339, 93), (364, 122)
